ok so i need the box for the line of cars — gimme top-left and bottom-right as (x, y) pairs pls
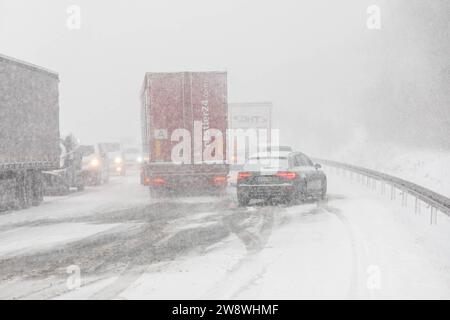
(44, 141), (143, 195)
(1, 52), (150, 211)
(1, 54), (324, 210)
(81, 144), (143, 185)
(138, 71), (327, 205)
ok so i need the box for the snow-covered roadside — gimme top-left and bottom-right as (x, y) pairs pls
(324, 171), (450, 299)
(0, 175), (150, 228)
(332, 141), (450, 197)
(0, 223), (119, 258)
(0, 175), (149, 259)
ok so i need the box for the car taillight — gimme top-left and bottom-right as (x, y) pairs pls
(213, 176), (227, 184)
(237, 172), (252, 180)
(151, 177), (166, 185)
(276, 171), (297, 180)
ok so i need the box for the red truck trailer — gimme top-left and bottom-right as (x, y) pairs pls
(140, 72), (229, 196)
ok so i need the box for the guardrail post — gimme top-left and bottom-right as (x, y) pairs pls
(391, 185), (395, 200)
(414, 197), (420, 214)
(402, 191), (407, 207)
(381, 182), (385, 195)
(430, 207), (437, 225)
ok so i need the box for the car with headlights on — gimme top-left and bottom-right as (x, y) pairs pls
(236, 151), (327, 206)
(80, 145), (110, 185)
(108, 151), (126, 176)
(122, 147), (143, 172)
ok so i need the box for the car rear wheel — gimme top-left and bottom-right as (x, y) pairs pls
(149, 187), (164, 198)
(31, 170), (44, 206)
(321, 179), (327, 200)
(237, 193), (250, 206)
(286, 192), (300, 205)
(296, 182), (307, 202)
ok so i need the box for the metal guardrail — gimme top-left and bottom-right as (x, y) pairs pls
(313, 158), (450, 221)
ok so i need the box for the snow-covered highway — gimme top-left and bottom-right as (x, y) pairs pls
(0, 171), (449, 299)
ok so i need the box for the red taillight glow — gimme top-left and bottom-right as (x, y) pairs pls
(237, 172), (252, 180)
(151, 177), (166, 185)
(213, 176), (227, 184)
(276, 171), (297, 180)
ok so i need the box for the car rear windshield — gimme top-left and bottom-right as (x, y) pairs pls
(245, 157), (289, 170)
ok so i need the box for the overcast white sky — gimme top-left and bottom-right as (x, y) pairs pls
(0, 0), (385, 154)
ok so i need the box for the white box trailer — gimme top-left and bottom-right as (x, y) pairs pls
(228, 102), (273, 165)
(0, 54), (60, 210)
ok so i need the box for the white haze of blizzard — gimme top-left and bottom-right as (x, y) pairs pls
(334, 139), (450, 197)
(0, 0), (378, 147)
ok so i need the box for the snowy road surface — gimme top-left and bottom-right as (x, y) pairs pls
(0, 172), (449, 299)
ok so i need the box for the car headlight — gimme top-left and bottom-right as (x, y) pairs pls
(114, 157), (123, 164)
(136, 156), (143, 163)
(90, 158), (100, 167)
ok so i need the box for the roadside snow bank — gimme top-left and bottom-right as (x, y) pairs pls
(333, 142), (450, 197)
(0, 223), (118, 257)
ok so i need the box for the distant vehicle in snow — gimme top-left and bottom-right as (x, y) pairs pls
(236, 151), (327, 206)
(0, 54), (60, 210)
(106, 145), (142, 177)
(122, 147), (143, 171)
(80, 145), (110, 186)
(43, 134), (86, 195)
(228, 102), (272, 169)
(107, 151), (126, 176)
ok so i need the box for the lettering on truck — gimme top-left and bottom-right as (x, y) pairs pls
(201, 80), (210, 145)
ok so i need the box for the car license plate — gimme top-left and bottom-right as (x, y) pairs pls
(257, 176), (273, 184)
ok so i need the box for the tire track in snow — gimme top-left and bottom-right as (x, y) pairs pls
(203, 205), (277, 298)
(84, 201), (233, 299)
(319, 203), (370, 299)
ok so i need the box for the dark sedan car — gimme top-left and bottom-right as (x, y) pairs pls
(236, 151), (327, 206)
